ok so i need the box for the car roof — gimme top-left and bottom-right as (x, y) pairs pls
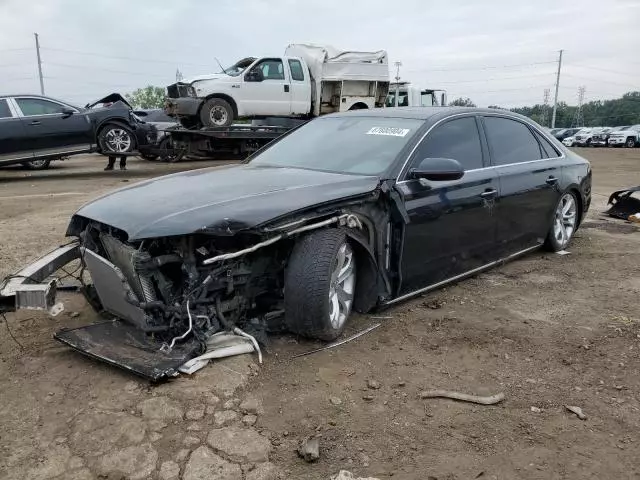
(328, 106), (535, 122)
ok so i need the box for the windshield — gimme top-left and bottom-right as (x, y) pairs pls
(219, 57), (256, 77)
(250, 116), (423, 175)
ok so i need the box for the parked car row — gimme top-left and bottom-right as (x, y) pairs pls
(548, 125), (640, 148)
(0, 94), (158, 170)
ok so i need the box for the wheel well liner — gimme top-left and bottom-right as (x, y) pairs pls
(348, 102), (369, 110)
(344, 230), (383, 313)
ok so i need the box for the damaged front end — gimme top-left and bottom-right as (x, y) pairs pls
(2, 210), (384, 381)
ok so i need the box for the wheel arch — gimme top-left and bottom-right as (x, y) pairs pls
(348, 102), (369, 111)
(203, 93), (238, 118)
(565, 185), (584, 226)
(343, 229), (383, 313)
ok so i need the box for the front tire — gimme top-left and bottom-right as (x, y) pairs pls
(21, 159), (51, 170)
(98, 124), (135, 154)
(545, 191), (578, 252)
(626, 137), (636, 148)
(200, 98), (234, 127)
(285, 229), (357, 341)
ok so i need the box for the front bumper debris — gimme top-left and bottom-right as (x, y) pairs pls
(164, 97), (201, 117)
(0, 243), (80, 314)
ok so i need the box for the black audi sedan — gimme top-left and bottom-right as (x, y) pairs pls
(2, 107), (591, 379)
(0, 94), (156, 170)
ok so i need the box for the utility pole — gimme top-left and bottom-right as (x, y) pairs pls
(34, 33), (45, 95)
(551, 49), (563, 128)
(393, 61), (402, 107)
(175, 68), (183, 82)
(541, 88), (550, 127)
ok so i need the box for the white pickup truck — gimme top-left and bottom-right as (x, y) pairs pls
(385, 82), (447, 107)
(165, 44), (390, 127)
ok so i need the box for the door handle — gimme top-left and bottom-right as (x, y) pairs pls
(480, 188), (498, 198)
(546, 176), (558, 185)
(29, 120), (41, 126)
(284, 85), (290, 93)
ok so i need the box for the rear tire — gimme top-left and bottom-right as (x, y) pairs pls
(21, 159), (51, 170)
(285, 229), (357, 341)
(544, 191), (578, 252)
(200, 98), (234, 127)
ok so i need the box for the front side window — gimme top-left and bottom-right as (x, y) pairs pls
(484, 116), (543, 166)
(250, 116), (423, 175)
(288, 60), (305, 81)
(0, 99), (12, 118)
(16, 98), (66, 116)
(256, 60), (285, 80)
(411, 117), (484, 171)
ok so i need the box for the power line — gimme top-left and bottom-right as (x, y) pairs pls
(562, 73), (639, 89)
(41, 47), (214, 67)
(0, 47), (31, 53)
(406, 60), (556, 73)
(45, 62), (172, 78)
(565, 64), (639, 78)
(433, 72), (555, 85)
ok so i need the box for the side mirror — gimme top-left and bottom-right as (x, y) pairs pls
(61, 107), (75, 118)
(409, 157), (464, 182)
(245, 68), (264, 82)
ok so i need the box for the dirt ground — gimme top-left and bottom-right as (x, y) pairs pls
(0, 150), (639, 480)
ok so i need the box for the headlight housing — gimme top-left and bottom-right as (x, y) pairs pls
(187, 86), (197, 97)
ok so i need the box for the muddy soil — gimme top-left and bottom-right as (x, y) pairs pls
(0, 150), (639, 479)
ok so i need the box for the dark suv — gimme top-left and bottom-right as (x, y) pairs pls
(0, 94), (156, 170)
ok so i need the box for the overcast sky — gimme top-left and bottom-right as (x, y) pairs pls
(1, 0), (639, 109)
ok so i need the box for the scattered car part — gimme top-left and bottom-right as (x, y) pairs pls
(606, 186), (640, 220)
(564, 404), (587, 420)
(291, 323), (382, 358)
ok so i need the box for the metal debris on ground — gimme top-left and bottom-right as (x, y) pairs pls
(292, 323), (381, 358)
(556, 250), (571, 255)
(565, 405), (587, 420)
(606, 186), (640, 220)
(331, 471), (381, 480)
(297, 437), (320, 462)
(419, 390), (505, 405)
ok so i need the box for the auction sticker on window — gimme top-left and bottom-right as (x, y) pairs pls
(366, 127), (410, 137)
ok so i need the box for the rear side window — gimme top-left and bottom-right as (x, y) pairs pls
(533, 130), (560, 158)
(0, 99), (12, 118)
(484, 116), (543, 165)
(412, 117), (484, 170)
(288, 60), (305, 81)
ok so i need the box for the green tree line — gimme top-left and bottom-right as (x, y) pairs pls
(511, 91), (640, 128)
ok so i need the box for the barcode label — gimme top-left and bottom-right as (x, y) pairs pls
(366, 127), (410, 137)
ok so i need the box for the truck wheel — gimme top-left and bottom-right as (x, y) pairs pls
(99, 124), (136, 153)
(626, 137), (636, 148)
(21, 159), (51, 170)
(200, 98), (234, 127)
(285, 229), (357, 341)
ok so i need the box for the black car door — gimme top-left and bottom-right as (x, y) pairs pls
(396, 115), (500, 295)
(14, 97), (93, 156)
(482, 115), (562, 253)
(0, 98), (34, 166)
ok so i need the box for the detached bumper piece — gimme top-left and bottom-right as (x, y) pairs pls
(55, 320), (201, 381)
(606, 186), (640, 220)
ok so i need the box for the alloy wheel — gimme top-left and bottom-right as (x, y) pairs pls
(328, 242), (356, 330)
(553, 193), (577, 249)
(105, 128), (132, 153)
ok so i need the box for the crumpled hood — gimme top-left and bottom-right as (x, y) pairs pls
(187, 73), (227, 83)
(85, 93), (132, 109)
(71, 164), (380, 240)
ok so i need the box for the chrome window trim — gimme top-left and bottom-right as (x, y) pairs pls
(396, 111), (566, 183)
(12, 96), (80, 118)
(5, 98), (21, 118)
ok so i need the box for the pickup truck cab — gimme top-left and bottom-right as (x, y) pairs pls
(166, 45), (390, 128)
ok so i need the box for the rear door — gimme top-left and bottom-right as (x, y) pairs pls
(0, 98), (34, 165)
(397, 115), (500, 294)
(241, 58), (292, 116)
(14, 97), (93, 156)
(482, 115), (562, 253)
(287, 58), (311, 115)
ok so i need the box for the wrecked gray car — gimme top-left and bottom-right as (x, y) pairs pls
(0, 108), (591, 380)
